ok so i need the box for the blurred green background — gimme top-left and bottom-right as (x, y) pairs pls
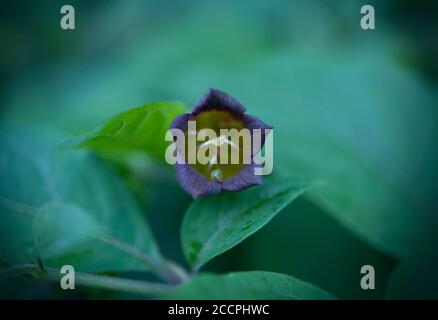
(1, 0), (438, 299)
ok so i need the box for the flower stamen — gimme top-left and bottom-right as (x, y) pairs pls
(210, 168), (223, 182)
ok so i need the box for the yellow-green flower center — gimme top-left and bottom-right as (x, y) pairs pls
(185, 110), (247, 181)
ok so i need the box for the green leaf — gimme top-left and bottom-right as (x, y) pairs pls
(32, 202), (103, 260)
(163, 271), (336, 299)
(207, 46), (438, 258)
(74, 101), (187, 164)
(0, 128), (161, 272)
(181, 177), (313, 270)
(386, 252), (438, 299)
(216, 197), (396, 299)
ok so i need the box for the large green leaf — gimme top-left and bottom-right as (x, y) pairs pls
(0, 128), (161, 272)
(386, 252), (438, 299)
(74, 101), (187, 165)
(207, 197), (396, 299)
(32, 202), (103, 261)
(163, 271), (335, 299)
(243, 48), (438, 258)
(175, 45), (438, 258)
(181, 177), (312, 270)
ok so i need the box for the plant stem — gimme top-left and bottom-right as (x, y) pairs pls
(2, 264), (175, 296)
(98, 234), (188, 284)
(0, 196), (189, 285)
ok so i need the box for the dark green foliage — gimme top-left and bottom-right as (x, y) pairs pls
(1, 0), (437, 300)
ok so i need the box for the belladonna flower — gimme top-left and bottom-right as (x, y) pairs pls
(169, 89), (272, 198)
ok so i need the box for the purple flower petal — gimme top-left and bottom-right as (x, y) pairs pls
(176, 164), (222, 198)
(221, 163), (263, 192)
(170, 113), (193, 131)
(241, 114), (273, 155)
(192, 88), (246, 116)
(170, 89), (272, 198)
